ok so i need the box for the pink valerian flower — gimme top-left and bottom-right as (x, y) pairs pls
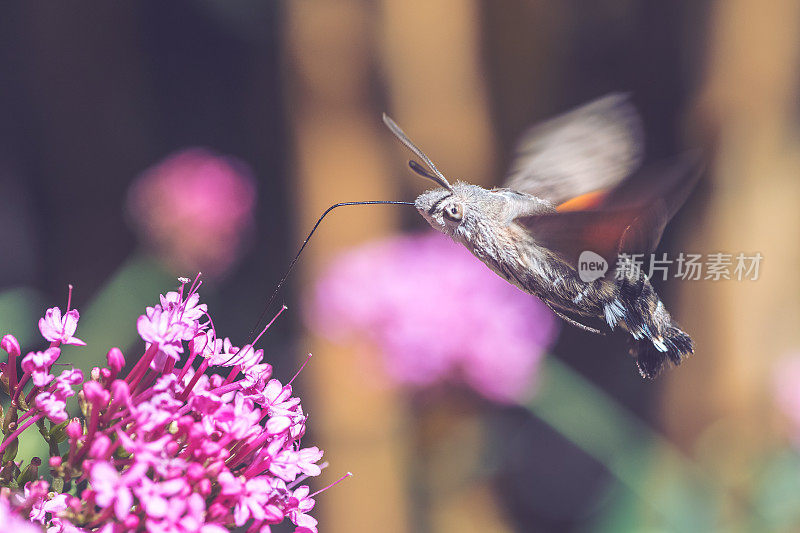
(0, 279), (335, 531)
(35, 391), (68, 423)
(32, 369), (82, 424)
(160, 291), (207, 329)
(39, 307), (86, 346)
(91, 461), (149, 521)
(0, 492), (42, 533)
(30, 492), (68, 524)
(126, 148), (258, 279)
(285, 486), (318, 531)
(306, 231), (560, 403)
(137, 291), (209, 370)
(21, 347), (61, 387)
(54, 368), (84, 398)
(133, 477), (190, 520)
(240, 362), (274, 390)
(218, 474), (276, 527)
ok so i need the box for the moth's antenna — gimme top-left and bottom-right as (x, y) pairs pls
(382, 113), (453, 191)
(231, 200), (415, 365)
(408, 160), (441, 181)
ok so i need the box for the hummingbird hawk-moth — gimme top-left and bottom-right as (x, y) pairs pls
(382, 94), (702, 379)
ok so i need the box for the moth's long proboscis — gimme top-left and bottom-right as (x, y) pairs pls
(382, 113), (453, 191)
(232, 200), (416, 365)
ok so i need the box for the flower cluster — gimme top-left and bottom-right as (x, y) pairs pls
(0, 280), (339, 531)
(306, 232), (559, 403)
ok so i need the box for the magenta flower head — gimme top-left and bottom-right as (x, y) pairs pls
(307, 231), (559, 403)
(0, 278), (337, 531)
(126, 148), (257, 279)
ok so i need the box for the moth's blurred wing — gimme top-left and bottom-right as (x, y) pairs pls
(504, 93), (644, 205)
(516, 153), (704, 270)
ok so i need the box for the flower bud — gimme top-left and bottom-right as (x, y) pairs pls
(207, 502), (228, 520)
(66, 418), (83, 440)
(67, 496), (81, 512)
(205, 460), (225, 478)
(109, 380), (130, 410)
(1, 335), (20, 358)
(82, 381), (110, 407)
(49, 456), (62, 468)
(107, 348), (125, 374)
(2, 438), (18, 462)
(123, 515), (140, 530)
(187, 463), (205, 481)
(16, 458), (39, 485)
(89, 434), (112, 459)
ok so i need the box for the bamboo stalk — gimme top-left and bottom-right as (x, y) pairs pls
(285, 2), (412, 532)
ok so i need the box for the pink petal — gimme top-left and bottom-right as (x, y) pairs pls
(266, 416), (291, 435)
(114, 489), (132, 520)
(63, 309), (80, 336)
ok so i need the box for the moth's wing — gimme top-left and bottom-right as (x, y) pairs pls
(503, 93), (644, 205)
(516, 153), (704, 270)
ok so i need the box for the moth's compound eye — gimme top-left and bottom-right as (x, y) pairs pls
(444, 203), (463, 222)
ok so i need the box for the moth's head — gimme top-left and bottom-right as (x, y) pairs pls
(415, 182), (485, 236)
(381, 113), (486, 236)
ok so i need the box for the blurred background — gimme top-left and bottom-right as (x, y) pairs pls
(1, 1), (800, 531)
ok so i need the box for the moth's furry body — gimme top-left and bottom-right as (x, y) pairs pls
(383, 94), (698, 378)
(416, 182), (693, 378)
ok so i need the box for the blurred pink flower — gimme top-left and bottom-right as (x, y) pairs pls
(127, 148), (257, 278)
(773, 355), (800, 445)
(306, 232), (559, 403)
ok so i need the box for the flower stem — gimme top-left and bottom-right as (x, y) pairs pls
(10, 371), (31, 409)
(0, 413), (43, 454)
(125, 343), (158, 387)
(179, 359), (209, 401)
(6, 350), (17, 394)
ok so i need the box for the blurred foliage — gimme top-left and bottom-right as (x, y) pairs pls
(60, 253), (173, 377)
(0, 287), (45, 349)
(529, 357), (717, 531)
